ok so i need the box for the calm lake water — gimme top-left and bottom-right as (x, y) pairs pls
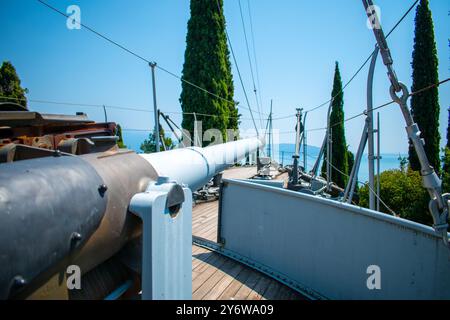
(122, 132), (405, 183)
(274, 143), (405, 183)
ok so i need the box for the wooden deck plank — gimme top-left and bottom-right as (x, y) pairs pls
(199, 225), (218, 242)
(193, 219), (217, 233)
(192, 244), (306, 300)
(232, 267), (264, 300)
(194, 223), (217, 241)
(221, 166), (256, 180)
(202, 262), (244, 300)
(192, 203), (209, 215)
(193, 213), (217, 230)
(193, 200), (216, 213)
(192, 245), (209, 258)
(192, 201), (217, 216)
(246, 274), (273, 300)
(193, 201), (214, 212)
(192, 251), (223, 275)
(192, 255), (228, 291)
(192, 220), (217, 235)
(192, 203), (216, 221)
(192, 212), (216, 225)
(193, 259), (236, 300)
(217, 268), (252, 300)
(262, 279), (283, 300)
(193, 216), (216, 233)
(192, 205), (218, 231)
(191, 167), (307, 301)
(192, 252), (216, 270)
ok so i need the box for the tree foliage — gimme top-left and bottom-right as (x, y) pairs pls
(140, 128), (174, 153)
(409, 0), (440, 172)
(442, 147), (450, 194)
(446, 107), (450, 149)
(116, 124), (127, 149)
(321, 62), (349, 188)
(398, 155), (408, 172)
(347, 149), (355, 177)
(359, 169), (432, 226)
(346, 149), (360, 202)
(442, 109), (450, 193)
(180, 0), (238, 146)
(0, 61), (28, 108)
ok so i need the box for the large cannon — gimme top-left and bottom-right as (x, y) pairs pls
(0, 106), (263, 299)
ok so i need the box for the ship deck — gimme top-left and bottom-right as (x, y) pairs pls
(191, 166), (305, 300)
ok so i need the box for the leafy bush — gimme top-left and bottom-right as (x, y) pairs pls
(442, 147), (450, 194)
(140, 128), (174, 153)
(359, 169), (432, 226)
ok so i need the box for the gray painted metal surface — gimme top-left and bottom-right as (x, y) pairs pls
(149, 62), (160, 152)
(219, 179), (450, 300)
(243, 179), (284, 188)
(362, 0), (449, 245)
(367, 46), (379, 210)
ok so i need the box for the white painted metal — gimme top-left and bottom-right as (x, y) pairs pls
(140, 137), (264, 191)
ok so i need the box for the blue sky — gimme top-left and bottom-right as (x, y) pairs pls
(1, 0), (449, 154)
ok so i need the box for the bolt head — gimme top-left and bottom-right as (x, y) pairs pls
(71, 232), (82, 241)
(98, 184), (108, 196)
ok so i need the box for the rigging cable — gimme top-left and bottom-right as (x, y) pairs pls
(304, 0), (419, 114)
(247, 0), (264, 118)
(0, 95), (266, 122)
(318, 154), (398, 216)
(216, 0), (259, 135)
(4, 76), (444, 135)
(36, 0), (266, 118)
(271, 0), (420, 120)
(238, 0), (263, 128)
(279, 149), (398, 215)
(276, 78), (450, 134)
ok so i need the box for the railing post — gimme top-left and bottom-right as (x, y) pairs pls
(149, 62), (160, 152)
(367, 46), (379, 210)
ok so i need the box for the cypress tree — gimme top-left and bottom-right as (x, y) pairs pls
(447, 107), (450, 149)
(442, 108), (450, 193)
(321, 62), (349, 188)
(180, 0), (237, 146)
(408, 0), (440, 171)
(347, 150), (355, 178)
(0, 61), (28, 109)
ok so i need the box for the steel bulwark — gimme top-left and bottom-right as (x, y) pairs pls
(218, 179), (450, 299)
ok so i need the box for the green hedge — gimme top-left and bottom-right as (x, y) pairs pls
(442, 147), (450, 193)
(359, 169), (432, 226)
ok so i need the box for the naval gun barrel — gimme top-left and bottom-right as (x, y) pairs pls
(141, 137), (263, 191)
(0, 136), (264, 299)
